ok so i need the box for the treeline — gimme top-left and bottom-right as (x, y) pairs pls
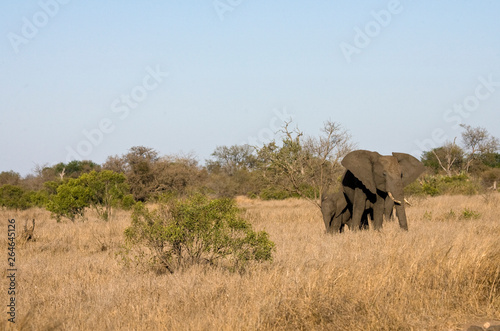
(1, 121), (499, 219)
(0, 121), (352, 218)
(414, 124), (500, 196)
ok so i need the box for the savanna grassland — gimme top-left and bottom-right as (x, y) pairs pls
(1, 194), (499, 330)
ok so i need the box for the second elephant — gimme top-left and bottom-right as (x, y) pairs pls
(321, 191), (370, 233)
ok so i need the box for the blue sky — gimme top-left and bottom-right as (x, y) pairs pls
(1, 1), (499, 176)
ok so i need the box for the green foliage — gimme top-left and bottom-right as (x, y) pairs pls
(24, 189), (50, 208)
(481, 152), (500, 168)
(46, 170), (130, 221)
(0, 185), (31, 210)
(460, 208), (481, 220)
(54, 160), (100, 178)
(77, 170), (129, 221)
(406, 174), (481, 197)
(259, 187), (296, 200)
(422, 180), (441, 196)
(123, 194), (275, 273)
(0, 183), (50, 210)
(120, 194), (137, 210)
(46, 180), (90, 221)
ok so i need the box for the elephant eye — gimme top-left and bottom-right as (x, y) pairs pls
(383, 172), (387, 177)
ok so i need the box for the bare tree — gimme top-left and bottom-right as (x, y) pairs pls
(59, 167), (66, 181)
(431, 138), (463, 176)
(461, 124), (500, 173)
(259, 120), (355, 208)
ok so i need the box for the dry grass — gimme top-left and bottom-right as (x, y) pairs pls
(1, 194), (499, 330)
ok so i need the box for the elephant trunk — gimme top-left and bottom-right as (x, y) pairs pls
(388, 181), (408, 230)
(394, 203), (408, 230)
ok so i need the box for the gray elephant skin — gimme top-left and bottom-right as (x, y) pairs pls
(321, 150), (425, 233)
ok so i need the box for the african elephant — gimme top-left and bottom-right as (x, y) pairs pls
(340, 150), (425, 231)
(321, 192), (350, 233)
(321, 191), (369, 233)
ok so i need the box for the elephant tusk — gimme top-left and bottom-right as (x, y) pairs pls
(388, 192), (402, 205)
(404, 198), (412, 206)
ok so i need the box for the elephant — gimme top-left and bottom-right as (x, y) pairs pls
(321, 192), (350, 233)
(321, 191), (370, 233)
(340, 150), (425, 231)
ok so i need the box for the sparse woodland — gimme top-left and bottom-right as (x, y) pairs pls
(1, 121), (500, 330)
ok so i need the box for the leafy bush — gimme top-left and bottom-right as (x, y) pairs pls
(405, 174), (481, 197)
(120, 194), (136, 210)
(46, 181), (90, 221)
(259, 187), (296, 200)
(46, 170), (130, 221)
(0, 185), (31, 210)
(77, 170), (129, 221)
(23, 190), (50, 208)
(123, 194), (275, 273)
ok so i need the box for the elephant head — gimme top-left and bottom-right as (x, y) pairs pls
(341, 150), (425, 230)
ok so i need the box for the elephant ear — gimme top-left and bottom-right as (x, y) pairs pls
(392, 152), (426, 187)
(341, 150), (380, 194)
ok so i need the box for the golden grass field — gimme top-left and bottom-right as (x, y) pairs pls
(1, 194), (499, 330)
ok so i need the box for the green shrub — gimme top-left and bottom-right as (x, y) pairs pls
(0, 185), (31, 210)
(120, 194), (136, 210)
(406, 174), (481, 197)
(46, 181), (90, 221)
(123, 194), (275, 273)
(77, 170), (129, 221)
(24, 190), (50, 208)
(46, 170), (129, 221)
(260, 187), (291, 200)
(422, 180), (440, 196)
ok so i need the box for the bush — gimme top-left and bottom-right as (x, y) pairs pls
(46, 170), (130, 221)
(406, 174), (481, 197)
(0, 185), (31, 210)
(123, 194), (275, 273)
(46, 181), (90, 221)
(120, 194), (136, 210)
(77, 170), (129, 221)
(259, 187), (295, 200)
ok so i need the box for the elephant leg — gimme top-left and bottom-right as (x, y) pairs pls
(324, 215), (334, 233)
(372, 198), (385, 230)
(349, 188), (366, 231)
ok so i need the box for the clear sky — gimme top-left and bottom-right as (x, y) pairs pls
(1, 1), (499, 176)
